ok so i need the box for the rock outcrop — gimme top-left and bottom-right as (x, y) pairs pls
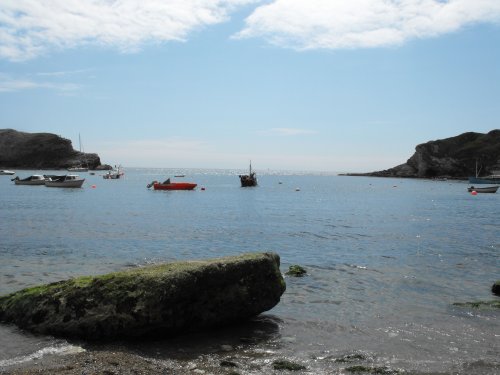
(0, 252), (286, 340)
(492, 281), (500, 296)
(0, 129), (101, 169)
(348, 130), (500, 179)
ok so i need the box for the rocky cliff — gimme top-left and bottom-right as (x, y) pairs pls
(354, 130), (500, 179)
(0, 129), (101, 169)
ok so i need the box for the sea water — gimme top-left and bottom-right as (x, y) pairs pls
(0, 169), (498, 374)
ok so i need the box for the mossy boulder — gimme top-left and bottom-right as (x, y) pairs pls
(285, 265), (307, 277)
(492, 281), (500, 296)
(272, 359), (306, 371)
(0, 252), (286, 340)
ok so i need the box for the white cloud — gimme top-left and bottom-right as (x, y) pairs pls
(0, 74), (80, 92)
(258, 127), (318, 136)
(236, 0), (500, 50)
(2, 1), (499, 61)
(36, 69), (91, 77)
(0, 0), (257, 61)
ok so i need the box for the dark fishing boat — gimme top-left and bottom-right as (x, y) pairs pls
(239, 161), (257, 187)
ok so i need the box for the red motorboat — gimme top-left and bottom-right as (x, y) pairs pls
(147, 178), (197, 190)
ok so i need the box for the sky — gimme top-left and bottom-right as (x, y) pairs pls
(0, 0), (499, 172)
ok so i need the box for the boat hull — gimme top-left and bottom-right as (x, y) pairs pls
(153, 182), (197, 190)
(0, 170), (15, 175)
(15, 180), (46, 185)
(45, 179), (85, 188)
(468, 186), (499, 193)
(239, 174), (257, 187)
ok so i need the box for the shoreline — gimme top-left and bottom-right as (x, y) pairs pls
(1, 350), (168, 375)
(3, 344), (497, 375)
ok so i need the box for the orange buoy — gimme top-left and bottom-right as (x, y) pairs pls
(471, 190), (477, 195)
(91, 184), (96, 188)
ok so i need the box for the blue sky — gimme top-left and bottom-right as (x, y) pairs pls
(1, 1), (499, 172)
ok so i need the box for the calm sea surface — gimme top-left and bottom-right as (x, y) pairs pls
(0, 169), (498, 374)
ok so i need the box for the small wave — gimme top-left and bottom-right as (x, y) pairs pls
(0, 344), (85, 368)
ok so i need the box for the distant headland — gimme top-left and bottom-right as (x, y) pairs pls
(0, 129), (110, 170)
(342, 130), (500, 179)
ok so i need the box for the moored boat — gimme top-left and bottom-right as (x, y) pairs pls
(45, 174), (85, 188)
(468, 185), (499, 193)
(147, 178), (197, 190)
(67, 134), (89, 172)
(67, 166), (88, 172)
(468, 160), (500, 184)
(0, 170), (16, 175)
(12, 175), (46, 185)
(103, 166), (124, 179)
(239, 161), (257, 187)
(468, 175), (500, 184)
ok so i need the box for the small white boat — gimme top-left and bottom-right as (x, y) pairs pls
(103, 166), (124, 179)
(12, 175), (46, 185)
(0, 170), (16, 175)
(45, 174), (85, 188)
(67, 166), (88, 172)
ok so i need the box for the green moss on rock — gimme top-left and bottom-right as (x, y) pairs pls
(0, 252), (286, 340)
(285, 265), (307, 277)
(272, 359), (306, 371)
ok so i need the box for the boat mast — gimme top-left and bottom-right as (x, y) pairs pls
(79, 133), (85, 153)
(79, 133), (88, 168)
(475, 159), (482, 177)
(249, 160), (252, 176)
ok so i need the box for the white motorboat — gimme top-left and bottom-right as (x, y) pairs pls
(13, 175), (46, 185)
(45, 174), (85, 188)
(103, 166), (124, 179)
(0, 170), (16, 175)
